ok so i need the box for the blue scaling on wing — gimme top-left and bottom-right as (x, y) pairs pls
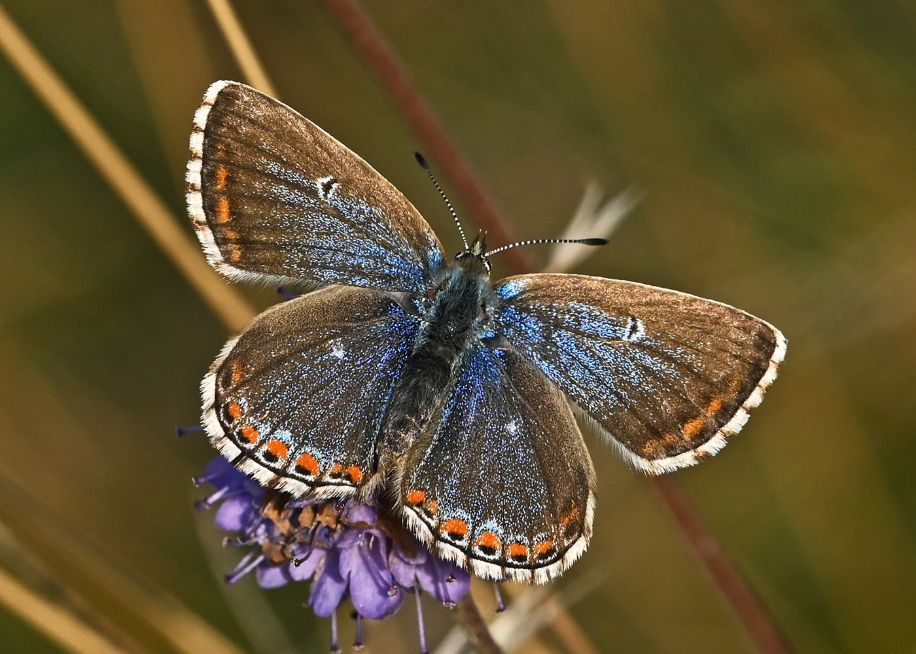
(203, 286), (420, 498)
(398, 344), (594, 583)
(493, 274), (785, 473)
(189, 81), (444, 293)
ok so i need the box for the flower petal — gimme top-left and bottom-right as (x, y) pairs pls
(309, 550), (348, 618)
(256, 563), (291, 589)
(417, 556), (470, 605)
(344, 534), (403, 619)
(214, 496), (256, 532)
(289, 546), (325, 581)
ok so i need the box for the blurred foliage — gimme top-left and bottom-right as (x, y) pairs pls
(1, 1), (914, 652)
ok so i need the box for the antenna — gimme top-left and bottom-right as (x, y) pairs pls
(484, 237), (608, 257)
(414, 152), (469, 249)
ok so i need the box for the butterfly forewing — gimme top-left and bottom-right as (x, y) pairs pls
(397, 345), (596, 583)
(202, 286), (418, 497)
(495, 274), (786, 474)
(186, 81), (444, 292)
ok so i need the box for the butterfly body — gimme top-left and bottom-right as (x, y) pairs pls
(187, 81), (786, 583)
(382, 242), (493, 459)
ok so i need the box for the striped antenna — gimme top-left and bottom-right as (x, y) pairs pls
(414, 152), (469, 249)
(484, 237), (608, 257)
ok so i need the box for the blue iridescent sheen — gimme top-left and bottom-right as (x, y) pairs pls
(261, 160), (442, 293)
(495, 283), (696, 420)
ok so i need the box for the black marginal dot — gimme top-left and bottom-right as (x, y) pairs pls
(478, 545), (497, 557)
(510, 554), (527, 564)
(263, 451), (278, 464)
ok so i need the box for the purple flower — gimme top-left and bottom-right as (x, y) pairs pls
(194, 457), (470, 652)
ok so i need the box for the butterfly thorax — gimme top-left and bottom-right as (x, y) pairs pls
(380, 254), (495, 461)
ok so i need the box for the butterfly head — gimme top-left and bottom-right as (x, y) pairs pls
(454, 232), (491, 275)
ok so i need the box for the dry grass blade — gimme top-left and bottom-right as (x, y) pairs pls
(0, 4), (254, 332)
(0, 468), (246, 654)
(0, 566), (124, 654)
(545, 183), (640, 273)
(204, 0), (277, 96)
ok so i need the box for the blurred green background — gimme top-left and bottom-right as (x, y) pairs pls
(1, 1), (914, 652)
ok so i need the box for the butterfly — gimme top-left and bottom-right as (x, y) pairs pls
(186, 81), (786, 584)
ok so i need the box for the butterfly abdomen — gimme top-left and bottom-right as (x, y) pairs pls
(381, 264), (493, 457)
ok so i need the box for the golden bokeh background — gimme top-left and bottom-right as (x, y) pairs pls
(1, 2), (914, 652)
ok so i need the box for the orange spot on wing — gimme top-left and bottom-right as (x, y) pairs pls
(507, 543), (528, 559)
(423, 499), (439, 517)
(241, 426), (259, 443)
(215, 165), (229, 190)
(215, 196), (231, 224)
(223, 227), (240, 242)
(406, 490), (426, 506)
(642, 440), (665, 458)
(228, 245), (243, 263)
(683, 417), (705, 438)
(561, 507), (580, 526)
(295, 453), (319, 476)
(535, 539), (555, 556)
(227, 402), (243, 420)
(346, 465), (363, 484)
(706, 396), (724, 416)
(476, 531), (501, 549)
(230, 360), (244, 384)
(266, 439), (288, 459)
(440, 519), (468, 538)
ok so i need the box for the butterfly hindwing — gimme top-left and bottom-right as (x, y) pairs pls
(202, 286), (418, 498)
(494, 274), (787, 474)
(397, 345), (596, 583)
(186, 81), (444, 292)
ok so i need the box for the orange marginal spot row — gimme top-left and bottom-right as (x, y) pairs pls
(214, 196), (231, 224)
(230, 360), (244, 385)
(241, 426), (259, 444)
(406, 490), (426, 505)
(682, 416), (706, 438)
(296, 452), (320, 477)
(507, 543), (528, 560)
(215, 164), (229, 190)
(266, 439), (288, 460)
(706, 395), (724, 415)
(534, 539), (555, 556)
(227, 401), (243, 420)
(439, 518), (469, 538)
(476, 531), (501, 549)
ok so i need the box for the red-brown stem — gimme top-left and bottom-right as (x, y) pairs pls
(323, 0), (529, 274)
(652, 476), (794, 654)
(456, 594), (503, 654)
(323, 2), (792, 653)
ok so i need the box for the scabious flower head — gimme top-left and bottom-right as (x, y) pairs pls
(194, 457), (470, 651)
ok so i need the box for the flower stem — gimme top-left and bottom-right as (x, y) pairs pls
(456, 594), (502, 654)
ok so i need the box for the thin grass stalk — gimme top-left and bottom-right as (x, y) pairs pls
(0, 566), (124, 654)
(0, 4), (255, 333)
(0, 469), (246, 654)
(204, 0), (277, 96)
(321, 3), (792, 653)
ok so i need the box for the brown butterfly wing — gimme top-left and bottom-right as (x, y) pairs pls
(494, 274), (786, 474)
